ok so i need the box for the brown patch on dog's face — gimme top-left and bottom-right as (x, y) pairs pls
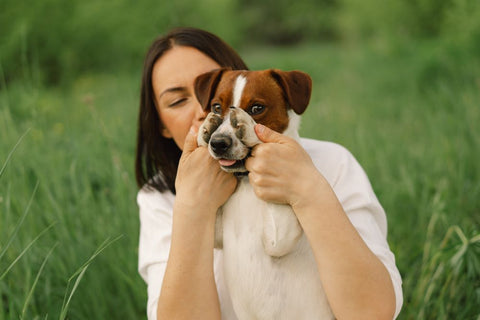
(208, 72), (237, 116)
(209, 70), (290, 134)
(241, 71), (290, 133)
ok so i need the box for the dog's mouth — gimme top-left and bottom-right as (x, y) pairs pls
(218, 159), (237, 167)
(217, 158), (248, 174)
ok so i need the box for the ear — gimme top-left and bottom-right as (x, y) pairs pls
(270, 70), (312, 115)
(194, 68), (227, 112)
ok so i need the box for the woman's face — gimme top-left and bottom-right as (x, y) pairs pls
(152, 46), (221, 150)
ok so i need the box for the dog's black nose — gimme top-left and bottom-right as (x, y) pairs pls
(210, 136), (232, 154)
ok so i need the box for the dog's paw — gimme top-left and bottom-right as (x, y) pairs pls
(230, 108), (261, 147)
(262, 204), (303, 257)
(198, 112), (223, 146)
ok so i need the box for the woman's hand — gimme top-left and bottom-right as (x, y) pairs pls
(175, 127), (238, 213)
(245, 124), (323, 209)
(160, 126), (232, 320)
(246, 124), (396, 319)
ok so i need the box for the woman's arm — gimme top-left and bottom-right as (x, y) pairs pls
(157, 128), (237, 320)
(291, 175), (396, 320)
(245, 124), (396, 320)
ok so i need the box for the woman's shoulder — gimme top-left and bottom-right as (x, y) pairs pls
(137, 185), (175, 211)
(299, 138), (364, 187)
(300, 138), (351, 157)
(299, 138), (354, 168)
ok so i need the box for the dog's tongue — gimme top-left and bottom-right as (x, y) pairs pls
(219, 159), (237, 167)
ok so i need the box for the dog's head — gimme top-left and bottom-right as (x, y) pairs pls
(195, 69), (312, 173)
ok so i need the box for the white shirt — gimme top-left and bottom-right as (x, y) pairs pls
(137, 138), (403, 319)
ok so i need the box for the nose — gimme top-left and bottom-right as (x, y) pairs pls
(210, 135), (232, 155)
(193, 101), (207, 126)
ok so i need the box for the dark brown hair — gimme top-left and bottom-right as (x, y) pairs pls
(135, 27), (248, 193)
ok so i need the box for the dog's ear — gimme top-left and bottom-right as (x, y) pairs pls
(194, 68), (226, 111)
(270, 70), (312, 115)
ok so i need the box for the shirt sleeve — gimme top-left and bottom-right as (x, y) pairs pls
(304, 139), (403, 318)
(137, 188), (174, 320)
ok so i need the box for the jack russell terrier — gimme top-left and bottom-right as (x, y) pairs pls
(195, 69), (334, 320)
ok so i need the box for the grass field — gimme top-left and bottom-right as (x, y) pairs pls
(1, 39), (479, 319)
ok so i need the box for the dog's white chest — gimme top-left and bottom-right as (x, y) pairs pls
(220, 179), (334, 320)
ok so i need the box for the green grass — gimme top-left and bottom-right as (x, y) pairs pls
(1, 39), (479, 319)
(1, 73), (145, 319)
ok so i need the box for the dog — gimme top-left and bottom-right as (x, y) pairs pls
(195, 69), (334, 320)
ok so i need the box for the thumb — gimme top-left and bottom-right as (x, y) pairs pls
(255, 124), (287, 143)
(182, 126), (198, 155)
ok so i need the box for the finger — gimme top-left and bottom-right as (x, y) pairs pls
(182, 126), (198, 155)
(254, 124), (289, 144)
(244, 155), (254, 172)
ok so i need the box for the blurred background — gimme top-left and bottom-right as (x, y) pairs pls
(1, 0), (480, 84)
(1, 0), (479, 319)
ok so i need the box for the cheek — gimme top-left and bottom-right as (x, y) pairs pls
(160, 109), (194, 149)
(175, 132), (188, 151)
(158, 112), (175, 137)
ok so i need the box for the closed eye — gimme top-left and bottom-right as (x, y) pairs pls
(169, 98), (187, 107)
(248, 105), (265, 115)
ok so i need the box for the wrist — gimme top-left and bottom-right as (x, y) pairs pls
(290, 169), (327, 210)
(174, 197), (219, 224)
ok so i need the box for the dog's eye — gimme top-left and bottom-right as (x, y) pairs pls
(248, 105), (265, 115)
(212, 103), (222, 114)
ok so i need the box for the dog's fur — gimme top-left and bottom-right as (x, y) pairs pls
(195, 69), (334, 319)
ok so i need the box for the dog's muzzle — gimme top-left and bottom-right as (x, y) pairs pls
(198, 107), (260, 174)
(209, 132), (250, 173)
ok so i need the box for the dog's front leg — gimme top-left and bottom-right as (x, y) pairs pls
(262, 204), (303, 257)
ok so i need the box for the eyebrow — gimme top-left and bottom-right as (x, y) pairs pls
(159, 87), (188, 100)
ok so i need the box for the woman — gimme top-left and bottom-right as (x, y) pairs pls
(136, 27), (402, 319)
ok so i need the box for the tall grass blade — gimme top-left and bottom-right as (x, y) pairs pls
(58, 235), (123, 320)
(21, 243), (58, 319)
(0, 222), (57, 280)
(0, 181), (39, 261)
(67, 235), (123, 282)
(0, 128), (31, 180)
(58, 266), (88, 320)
